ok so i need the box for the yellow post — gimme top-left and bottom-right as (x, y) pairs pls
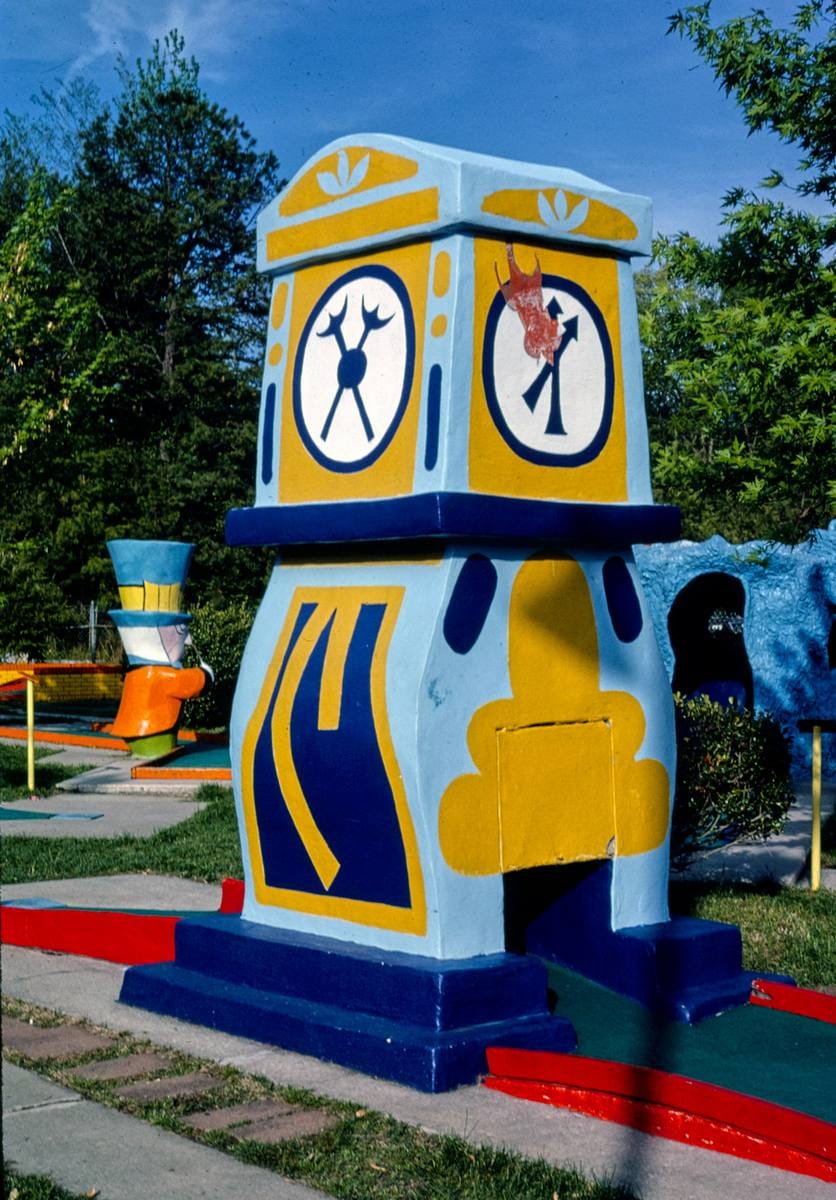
(810, 723), (822, 892)
(26, 675), (35, 793)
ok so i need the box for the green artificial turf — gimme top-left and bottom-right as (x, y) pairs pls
(670, 881), (836, 989)
(548, 963), (836, 1123)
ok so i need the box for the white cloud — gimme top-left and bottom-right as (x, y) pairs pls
(1, 0), (310, 82)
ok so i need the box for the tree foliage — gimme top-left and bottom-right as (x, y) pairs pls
(0, 33), (281, 656)
(668, 0), (835, 203)
(639, 3), (835, 544)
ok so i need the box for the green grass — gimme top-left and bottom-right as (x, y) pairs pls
(670, 881), (836, 988)
(0, 744), (89, 804)
(1, 783), (243, 884)
(2, 998), (634, 1200)
(2, 1165), (90, 1200)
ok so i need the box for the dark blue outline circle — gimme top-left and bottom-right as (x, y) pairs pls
(482, 273), (615, 467)
(292, 264), (415, 473)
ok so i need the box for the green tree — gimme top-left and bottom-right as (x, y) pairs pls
(639, 2), (835, 543)
(0, 33), (280, 655)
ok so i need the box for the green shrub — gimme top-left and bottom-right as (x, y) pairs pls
(671, 694), (794, 867)
(181, 600), (255, 731)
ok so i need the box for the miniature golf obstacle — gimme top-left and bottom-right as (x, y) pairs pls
(121, 136), (755, 1090)
(108, 539), (209, 756)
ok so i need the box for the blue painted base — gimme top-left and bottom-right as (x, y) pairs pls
(119, 915), (576, 1092)
(521, 863), (757, 1022)
(226, 493), (681, 548)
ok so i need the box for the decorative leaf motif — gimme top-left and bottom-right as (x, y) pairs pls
(553, 188), (568, 222)
(569, 197), (590, 229)
(317, 169), (343, 196)
(347, 152), (370, 191)
(537, 190), (556, 228)
(536, 190), (591, 233)
(317, 150), (371, 198)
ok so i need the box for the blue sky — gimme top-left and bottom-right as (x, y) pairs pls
(1, 0), (827, 243)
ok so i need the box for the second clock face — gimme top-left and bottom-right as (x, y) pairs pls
(482, 273), (614, 467)
(293, 265), (415, 472)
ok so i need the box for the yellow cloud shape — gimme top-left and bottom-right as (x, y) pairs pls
(438, 553), (670, 875)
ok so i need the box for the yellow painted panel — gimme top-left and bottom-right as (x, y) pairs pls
(268, 342), (283, 366)
(137, 581), (182, 612)
(278, 242), (430, 502)
(144, 582), (161, 610)
(430, 314), (447, 337)
(432, 250), (451, 297)
(468, 238), (627, 501)
(271, 282), (289, 330)
(438, 554), (669, 875)
(498, 721), (614, 869)
(119, 586), (144, 610)
(240, 585), (427, 934)
(481, 188), (638, 242)
(266, 189), (439, 264)
(279, 146), (419, 217)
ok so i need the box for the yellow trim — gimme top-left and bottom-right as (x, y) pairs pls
(266, 189), (439, 264)
(271, 281), (289, 330)
(271, 603), (341, 890)
(432, 250), (451, 297)
(468, 238), (628, 502)
(481, 188), (639, 243)
(268, 343), (283, 366)
(241, 586), (426, 934)
(278, 242), (430, 503)
(279, 146), (419, 218)
(430, 314), (447, 338)
(318, 598), (360, 731)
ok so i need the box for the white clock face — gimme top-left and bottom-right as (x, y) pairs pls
(483, 274), (614, 466)
(293, 265), (415, 472)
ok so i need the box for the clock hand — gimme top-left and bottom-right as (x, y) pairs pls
(350, 386), (375, 442)
(320, 384), (346, 441)
(356, 298), (393, 352)
(317, 295), (349, 356)
(317, 295), (394, 443)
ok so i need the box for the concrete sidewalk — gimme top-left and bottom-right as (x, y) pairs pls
(3, 1061), (327, 1200)
(0, 793), (208, 839)
(3, 939), (832, 1200)
(1, 741), (213, 838)
(2, 873), (224, 910)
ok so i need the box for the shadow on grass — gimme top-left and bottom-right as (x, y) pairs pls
(0, 744), (89, 804)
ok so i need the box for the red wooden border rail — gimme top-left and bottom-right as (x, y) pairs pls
(0, 878), (245, 965)
(750, 978), (836, 1025)
(484, 1047), (836, 1183)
